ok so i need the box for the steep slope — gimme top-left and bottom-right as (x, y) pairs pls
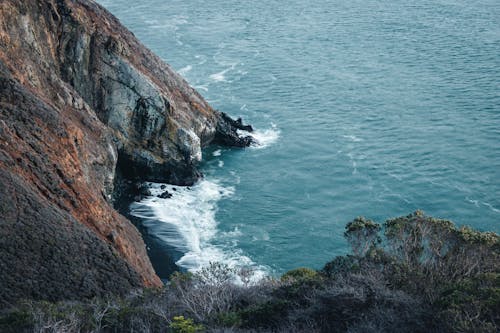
(0, 0), (250, 306)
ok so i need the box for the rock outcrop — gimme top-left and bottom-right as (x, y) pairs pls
(0, 0), (251, 306)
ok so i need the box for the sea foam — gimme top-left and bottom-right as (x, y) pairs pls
(130, 180), (266, 280)
(178, 65), (192, 76)
(239, 123), (280, 149)
(209, 64), (236, 82)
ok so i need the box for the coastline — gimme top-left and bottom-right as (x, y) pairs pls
(113, 186), (182, 281)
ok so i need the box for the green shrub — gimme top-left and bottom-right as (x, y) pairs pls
(437, 273), (500, 332)
(240, 300), (290, 329)
(0, 307), (32, 333)
(322, 255), (359, 277)
(169, 316), (204, 333)
(170, 271), (194, 288)
(281, 267), (319, 282)
(344, 216), (381, 257)
(215, 311), (242, 327)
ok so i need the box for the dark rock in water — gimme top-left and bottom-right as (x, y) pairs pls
(218, 112), (253, 132)
(136, 183), (152, 197)
(237, 118), (254, 132)
(220, 112), (254, 132)
(215, 112), (255, 147)
(125, 182), (151, 202)
(160, 185), (166, 189)
(158, 191), (172, 199)
(172, 187), (177, 191)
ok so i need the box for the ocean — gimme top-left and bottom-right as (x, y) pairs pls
(97, 0), (500, 278)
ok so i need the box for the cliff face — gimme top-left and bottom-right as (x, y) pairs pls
(0, 0), (250, 306)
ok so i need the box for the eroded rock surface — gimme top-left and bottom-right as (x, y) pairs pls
(0, 0), (250, 306)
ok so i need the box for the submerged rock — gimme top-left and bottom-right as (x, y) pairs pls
(158, 191), (172, 199)
(135, 182), (152, 197)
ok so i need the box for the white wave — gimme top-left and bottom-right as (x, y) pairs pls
(193, 84), (208, 92)
(239, 123), (280, 149)
(212, 149), (222, 157)
(218, 160), (224, 167)
(466, 197), (500, 213)
(347, 152), (358, 175)
(130, 180), (267, 280)
(483, 202), (500, 214)
(144, 19), (159, 25)
(195, 54), (207, 65)
(209, 64), (236, 82)
(466, 197), (480, 207)
(220, 227), (243, 238)
(343, 134), (363, 142)
(178, 65), (192, 76)
(209, 71), (227, 82)
(252, 231), (270, 241)
(147, 16), (188, 32)
(229, 171), (241, 184)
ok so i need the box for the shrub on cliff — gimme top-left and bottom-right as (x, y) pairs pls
(281, 267), (319, 283)
(436, 273), (500, 333)
(170, 316), (204, 333)
(0, 212), (498, 333)
(339, 210), (500, 332)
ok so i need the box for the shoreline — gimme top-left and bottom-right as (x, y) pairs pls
(113, 180), (184, 281)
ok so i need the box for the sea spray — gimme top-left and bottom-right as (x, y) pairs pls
(130, 180), (267, 281)
(238, 123), (280, 149)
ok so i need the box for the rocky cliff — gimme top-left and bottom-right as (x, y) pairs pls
(0, 0), (251, 306)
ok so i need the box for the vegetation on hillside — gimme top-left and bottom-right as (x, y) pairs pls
(1, 211), (498, 332)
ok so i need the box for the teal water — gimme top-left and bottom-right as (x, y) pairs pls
(98, 0), (500, 276)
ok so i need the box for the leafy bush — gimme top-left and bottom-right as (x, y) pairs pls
(239, 300), (290, 329)
(170, 316), (204, 333)
(344, 216), (381, 257)
(0, 306), (32, 333)
(322, 255), (359, 277)
(437, 273), (500, 332)
(281, 267), (319, 282)
(214, 311), (242, 328)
